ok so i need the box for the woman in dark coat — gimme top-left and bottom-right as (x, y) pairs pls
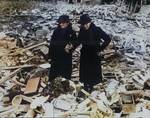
(48, 15), (76, 81)
(78, 14), (111, 92)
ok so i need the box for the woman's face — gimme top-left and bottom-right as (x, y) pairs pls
(82, 22), (91, 30)
(60, 22), (69, 29)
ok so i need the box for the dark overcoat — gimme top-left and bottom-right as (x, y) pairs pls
(48, 23), (76, 81)
(78, 23), (111, 86)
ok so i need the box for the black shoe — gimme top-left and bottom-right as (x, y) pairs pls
(83, 86), (89, 92)
(89, 85), (93, 94)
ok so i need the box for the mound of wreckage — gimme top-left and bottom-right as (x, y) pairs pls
(1, 1), (150, 118)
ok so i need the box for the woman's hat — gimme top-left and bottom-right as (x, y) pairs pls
(58, 15), (70, 23)
(78, 14), (91, 25)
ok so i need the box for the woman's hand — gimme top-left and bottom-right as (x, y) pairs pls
(64, 43), (73, 53)
(97, 52), (102, 56)
(48, 59), (52, 62)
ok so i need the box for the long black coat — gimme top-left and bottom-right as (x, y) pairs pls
(78, 23), (111, 86)
(48, 23), (76, 81)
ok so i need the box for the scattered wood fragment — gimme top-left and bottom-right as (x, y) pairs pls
(0, 87), (7, 94)
(21, 95), (33, 103)
(0, 68), (22, 85)
(24, 77), (40, 95)
(10, 41), (47, 56)
(24, 109), (36, 117)
(123, 90), (144, 102)
(10, 79), (26, 87)
(20, 55), (38, 63)
(18, 105), (30, 112)
(40, 81), (46, 88)
(2, 64), (37, 70)
(0, 106), (18, 117)
(81, 89), (113, 113)
(121, 93), (136, 114)
(141, 99), (150, 110)
(77, 98), (91, 109)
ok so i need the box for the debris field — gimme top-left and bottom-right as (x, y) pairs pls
(0, 1), (150, 118)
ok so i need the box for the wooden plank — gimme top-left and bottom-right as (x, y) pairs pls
(0, 68), (22, 85)
(20, 55), (38, 63)
(121, 93), (135, 114)
(24, 77), (40, 95)
(81, 89), (98, 103)
(40, 81), (46, 88)
(10, 41), (47, 56)
(0, 87), (7, 94)
(81, 89), (113, 113)
(2, 64), (36, 70)
(77, 98), (91, 109)
(18, 105), (30, 112)
(122, 104), (135, 114)
(10, 79), (26, 87)
(21, 95), (33, 103)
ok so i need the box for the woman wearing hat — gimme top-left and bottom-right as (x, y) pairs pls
(48, 15), (77, 81)
(78, 14), (111, 93)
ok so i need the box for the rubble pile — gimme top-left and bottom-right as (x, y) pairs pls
(41, 77), (76, 102)
(0, 1), (150, 118)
